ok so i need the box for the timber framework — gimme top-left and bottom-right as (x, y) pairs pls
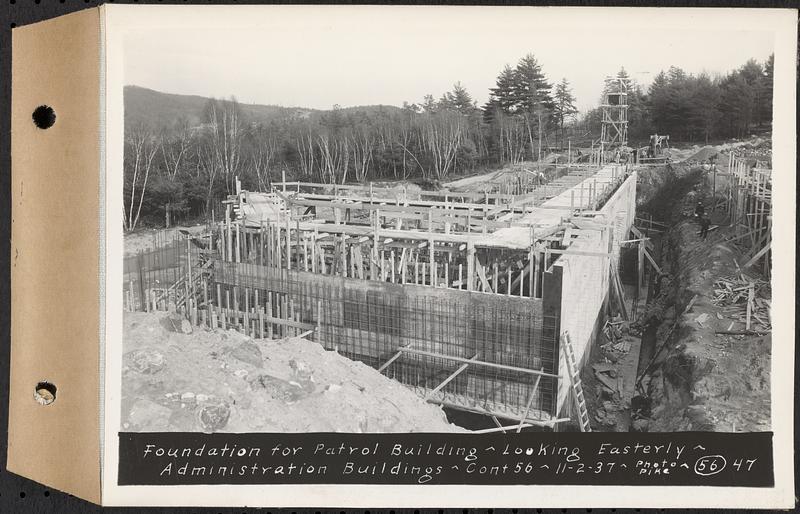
(125, 163), (639, 430)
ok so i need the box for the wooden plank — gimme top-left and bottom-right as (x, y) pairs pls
(516, 371), (544, 433)
(377, 350), (404, 373)
(426, 354), (477, 399)
(475, 261), (494, 293)
(400, 347), (560, 378)
(642, 247), (662, 275)
(742, 241), (771, 268)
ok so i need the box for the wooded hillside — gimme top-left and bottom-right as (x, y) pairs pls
(124, 54), (773, 230)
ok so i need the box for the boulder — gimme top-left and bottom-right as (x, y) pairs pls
(126, 349), (165, 374)
(197, 401), (231, 433)
(231, 341), (263, 368)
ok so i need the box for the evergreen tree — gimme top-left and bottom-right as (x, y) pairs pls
(445, 82), (476, 114)
(487, 65), (518, 115)
(421, 94), (438, 113)
(511, 54), (555, 117)
(552, 78), (578, 148)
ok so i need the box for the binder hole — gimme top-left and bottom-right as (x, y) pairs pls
(34, 382), (56, 405)
(32, 105), (56, 129)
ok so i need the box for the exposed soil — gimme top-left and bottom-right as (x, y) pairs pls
(632, 164), (771, 432)
(583, 160), (771, 433)
(122, 311), (463, 433)
(125, 225), (207, 257)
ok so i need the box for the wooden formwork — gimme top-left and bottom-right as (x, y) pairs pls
(717, 153), (772, 277)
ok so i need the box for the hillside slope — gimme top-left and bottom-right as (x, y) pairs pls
(124, 85), (404, 130)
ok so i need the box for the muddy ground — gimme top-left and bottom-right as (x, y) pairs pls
(122, 311), (462, 433)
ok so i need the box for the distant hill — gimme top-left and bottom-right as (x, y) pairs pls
(124, 85), (404, 130)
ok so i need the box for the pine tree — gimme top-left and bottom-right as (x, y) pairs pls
(511, 54), (554, 116)
(552, 78), (578, 149)
(446, 82), (476, 114)
(511, 54), (554, 160)
(486, 65), (517, 115)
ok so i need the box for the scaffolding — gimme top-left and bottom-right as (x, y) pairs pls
(717, 153), (772, 278)
(600, 76), (630, 163)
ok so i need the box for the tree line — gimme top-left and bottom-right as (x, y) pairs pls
(125, 53), (773, 230)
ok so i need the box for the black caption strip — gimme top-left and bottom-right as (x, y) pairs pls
(119, 431), (773, 487)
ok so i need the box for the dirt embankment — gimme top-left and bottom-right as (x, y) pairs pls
(122, 312), (463, 433)
(633, 164), (771, 432)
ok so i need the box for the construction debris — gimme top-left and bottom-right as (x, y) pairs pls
(710, 272), (771, 332)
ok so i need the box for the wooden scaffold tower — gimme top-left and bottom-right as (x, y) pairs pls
(600, 76), (630, 163)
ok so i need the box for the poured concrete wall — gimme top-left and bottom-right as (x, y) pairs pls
(555, 171), (637, 415)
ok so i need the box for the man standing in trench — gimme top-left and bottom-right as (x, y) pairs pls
(699, 215), (711, 240)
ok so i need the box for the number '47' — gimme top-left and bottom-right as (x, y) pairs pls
(732, 459), (757, 471)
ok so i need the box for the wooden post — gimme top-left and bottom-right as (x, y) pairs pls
(311, 230), (317, 273)
(528, 228), (535, 297)
(186, 235), (193, 315)
(428, 238), (435, 286)
(285, 212), (291, 271)
(223, 289), (230, 330)
(225, 204), (232, 262)
(466, 241), (475, 292)
(399, 248), (407, 284)
(637, 240), (644, 303)
(371, 210), (380, 280)
(316, 300), (322, 341)
(266, 295), (273, 338)
(234, 223), (241, 263)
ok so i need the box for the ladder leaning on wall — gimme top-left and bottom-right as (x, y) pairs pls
(561, 331), (592, 432)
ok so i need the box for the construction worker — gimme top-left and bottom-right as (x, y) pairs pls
(694, 201), (705, 218)
(699, 215), (710, 240)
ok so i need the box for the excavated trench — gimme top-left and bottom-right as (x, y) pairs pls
(626, 163), (770, 432)
(630, 164), (704, 429)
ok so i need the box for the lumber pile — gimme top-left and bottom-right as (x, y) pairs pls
(710, 272), (771, 332)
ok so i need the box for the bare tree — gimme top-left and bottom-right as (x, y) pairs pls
(204, 97), (244, 193)
(316, 132), (350, 184)
(159, 119), (193, 181)
(421, 111), (463, 180)
(295, 130), (316, 180)
(350, 127), (374, 183)
(249, 129), (278, 191)
(124, 125), (159, 231)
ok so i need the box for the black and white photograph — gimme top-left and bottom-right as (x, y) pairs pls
(120, 6), (778, 438)
(5, 3), (794, 509)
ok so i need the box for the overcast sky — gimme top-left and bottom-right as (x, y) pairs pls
(122, 6), (775, 113)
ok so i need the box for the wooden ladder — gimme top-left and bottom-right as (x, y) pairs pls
(561, 332), (592, 432)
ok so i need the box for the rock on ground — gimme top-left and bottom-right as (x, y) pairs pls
(122, 311), (463, 433)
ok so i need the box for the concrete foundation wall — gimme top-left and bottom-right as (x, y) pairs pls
(555, 171), (637, 414)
